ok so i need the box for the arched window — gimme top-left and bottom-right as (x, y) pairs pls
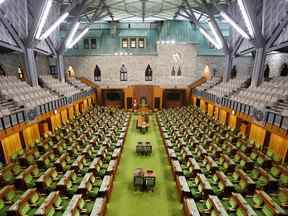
(231, 66), (237, 78)
(145, 64), (152, 81)
(94, 65), (101, 81)
(280, 63), (288, 76)
(177, 67), (182, 76)
(120, 64), (127, 81)
(171, 66), (176, 76)
(0, 64), (6, 76)
(264, 64), (270, 80)
(17, 65), (24, 80)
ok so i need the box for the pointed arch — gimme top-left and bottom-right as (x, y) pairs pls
(280, 63), (288, 77)
(177, 67), (182, 76)
(145, 64), (152, 81)
(94, 65), (101, 81)
(264, 64), (270, 80)
(171, 66), (176, 76)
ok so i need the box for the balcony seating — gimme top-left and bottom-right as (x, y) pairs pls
(67, 78), (92, 92)
(0, 76), (58, 109)
(206, 77), (250, 98)
(195, 76), (222, 92)
(39, 75), (82, 97)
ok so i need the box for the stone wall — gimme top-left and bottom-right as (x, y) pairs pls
(64, 43), (253, 87)
(266, 53), (288, 77)
(0, 53), (49, 76)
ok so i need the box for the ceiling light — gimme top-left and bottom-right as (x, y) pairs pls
(220, 11), (250, 39)
(238, 0), (255, 37)
(200, 28), (222, 50)
(40, 12), (69, 40)
(208, 20), (223, 48)
(67, 27), (89, 49)
(0, 0), (6, 4)
(35, 0), (53, 39)
(65, 22), (80, 48)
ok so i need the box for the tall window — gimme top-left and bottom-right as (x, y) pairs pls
(264, 64), (270, 80)
(280, 63), (288, 76)
(120, 64), (128, 81)
(130, 38), (137, 48)
(94, 65), (101, 81)
(122, 38), (128, 48)
(171, 66), (176, 76)
(84, 38), (89, 49)
(145, 64), (152, 81)
(91, 39), (97, 49)
(138, 38), (145, 48)
(177, 67), (182, 76)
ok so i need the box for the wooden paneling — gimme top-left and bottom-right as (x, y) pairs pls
(22, 124), (40, 148)
(61, 109), (68, 124)
(50, 113), (61, 131)
(207, 104), (214, 117)
(268, 133), (288, 163)
(200, 100), (207, 113)
(153, 86), (163, 110)
(124, 86), (134, 109)
(74, 103), (80, 114)
(68, 106), (74, 120)
(228, 115), (238, 129)
(133, 85), (154, 109)
(219, 109), (228, 124)
(214, 106), (219, 120)
(39, 122), (49, 136)
(1, 133), (22, 163)
(249, 124), (267, 148)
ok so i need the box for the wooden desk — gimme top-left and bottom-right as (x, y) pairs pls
(230, 193), (257, 216)
(16, 165), (39, 189)
(181, 147), (193, 160)
(89, 158), (103, 175)
(256, 190), (287, 215)
(167, 148), (177, 160)
(236, 169), (256, 195)
(36, 167), (57, 191)
(90, 197), (107, 216)
(204, 156), (218, 174)
(235, 151), (254, 170)
(207, 195), (229, 216)
(112, 148), (121, 159)
(215, 171), (234, 196)
(71, 155), (86, 173)
(176, 175), (191, 201)
(34, 191), (60, 215)
(57, 170), (75, 193)
(220, 154), (236, 173)
(8, 189), (38, 214)
(0, 185), (15, 200)
(187, 158), (201, 177)
(183, 198), (201, 216)
(78, 172), (94, 195)
(99, 175), (112, 200)
(63, 194), (83, 216)
(196, 174), (212, 198)
(55, 153), (70, 172)
(97, 147), (107, 159)
(107, 160), (117, 176)
(172, 160), (183, 176)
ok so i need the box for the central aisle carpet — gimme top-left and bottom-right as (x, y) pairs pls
(107, 114), (182, 216)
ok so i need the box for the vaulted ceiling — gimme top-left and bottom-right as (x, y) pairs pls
(61, 0), (234, 22)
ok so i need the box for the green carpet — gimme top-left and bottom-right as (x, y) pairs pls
(107, 114), (182, 216)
